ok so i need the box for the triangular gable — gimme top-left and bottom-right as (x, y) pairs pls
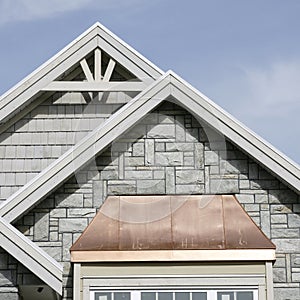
(0, 71), (299, 224)
(0, 22), (163, 126)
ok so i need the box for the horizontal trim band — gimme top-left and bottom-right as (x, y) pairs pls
(71, 249), (276, 262)
(42, 81), (147, 92)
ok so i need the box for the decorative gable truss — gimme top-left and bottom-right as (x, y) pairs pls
(0, 22), (163, 128)
(0, 22), (163, 296)
(43, 47), (151, 94)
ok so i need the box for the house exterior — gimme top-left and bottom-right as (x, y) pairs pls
(0, 22), (299, 300)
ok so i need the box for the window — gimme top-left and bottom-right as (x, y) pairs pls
(90, 290), (258, 300)
(77, 262), (269, 300)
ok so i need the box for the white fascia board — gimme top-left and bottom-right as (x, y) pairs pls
(174, 88), (300, 190)
(166, 71), (300, 192)
(0, 32), (98, 125)
(1, 71), (299, 222)
(71, 249), (276, 262)
(0, 73), (171, 222)
(0, 22), (163, 125)
(169, 71), (300, 175)
(0, 25), (98, 107)
(42, 81), (148, 92)
(0, 217), (62, 295)
(94, 22), (163, 78)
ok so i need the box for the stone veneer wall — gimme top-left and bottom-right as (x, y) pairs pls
(0, 101), (299, 299)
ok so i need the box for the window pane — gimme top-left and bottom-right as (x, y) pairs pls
(192, 292), (207, 300)
(237, 292), (253, 300)
(175, 292), (189, 300)
(142, 292), (156, 300)
(114, 292), (130, 300)
(158, 292), (173, 300)
(95, 293), (112, 300)
(217, 293), (234, 300)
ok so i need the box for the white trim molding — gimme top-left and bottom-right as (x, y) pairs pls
(1, 71), (299, 223)
(0, 217), (62, 295)
(0, 73), (170, 222)
(42, 81), (147, 92)
(70, 249), (276, 263)
(0, 22), (163, 125)
(83, 276), (264, 300)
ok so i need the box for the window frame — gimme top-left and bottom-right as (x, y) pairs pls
(83, 275), (264, 300)
(89, 289), (259, 300)
(74, 262), (272, 300)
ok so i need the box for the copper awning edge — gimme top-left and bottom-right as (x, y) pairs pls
(71, 249), (276, 263)
(70, 195), (276, 254)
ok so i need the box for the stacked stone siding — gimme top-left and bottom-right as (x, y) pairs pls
(0, 101), (299, 299)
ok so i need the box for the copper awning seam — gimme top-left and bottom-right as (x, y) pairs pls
(70, 195), (275, 255)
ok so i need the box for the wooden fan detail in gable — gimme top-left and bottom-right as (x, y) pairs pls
(43, 48), (147, 104)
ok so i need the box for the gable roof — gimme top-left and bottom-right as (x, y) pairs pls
(70, 195), (275, 262)
(0, 22), (299, 296)
(0, 71), (299, 224)
(0, 22), (163, 127)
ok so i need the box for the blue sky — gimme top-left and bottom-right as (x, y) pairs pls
(0, 0), (299, 164)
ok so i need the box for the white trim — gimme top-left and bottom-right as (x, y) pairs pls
(80, 59), (94, 82)
(93, 22), (163, 78)
(0, 37), (98, 123)
(0, 24), (99, 102)
(265, 262), (274, 300)
(83, 276), (264, 292)
(103, 59), (116, 82)
(0, 22), (163, 124)
(89, 288), (259, 300)
(1, 71), (299, 223)
(0, 73), (170, 222)
(169, 72), (300, 179)
(42, 81), (147, 92)
(0, 91), (49, 135)
(74, 263), (81, 300)
(0, 217), (62, 295)
(168, 78), (300, 191)
(258, 285), (266, 300)
(70, 249), (276, 262)
(84, 276), (265, 287)
(95, 48), (102, 82)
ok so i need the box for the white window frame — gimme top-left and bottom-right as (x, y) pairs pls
(75, 264), (270, 300)
(84, 275), (264, 300)
(89, 289), (259, 300)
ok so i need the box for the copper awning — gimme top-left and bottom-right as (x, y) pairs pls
(70, 195), (275, 262)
